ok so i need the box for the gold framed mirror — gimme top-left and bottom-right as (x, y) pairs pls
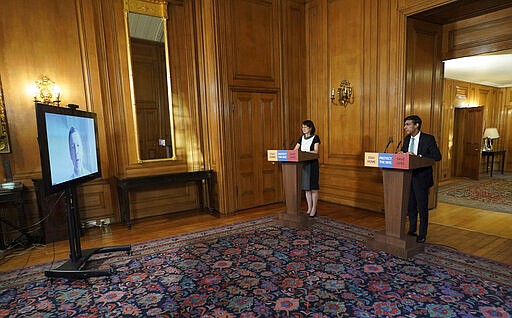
(0, 75), (11, 154)
(124, 0), (175, 162)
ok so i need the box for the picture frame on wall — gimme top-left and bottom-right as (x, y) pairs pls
(0, 75), (11, 153)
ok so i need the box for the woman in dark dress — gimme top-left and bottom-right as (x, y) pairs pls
(293, 120), (320, 217)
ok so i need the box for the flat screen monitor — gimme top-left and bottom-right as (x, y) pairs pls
(35, 103), (102, 194)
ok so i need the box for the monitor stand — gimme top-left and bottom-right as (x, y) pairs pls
(44, 185), (131, 279)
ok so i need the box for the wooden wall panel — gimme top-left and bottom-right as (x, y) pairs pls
(326, 0), (364, 159)
(168, 0), (203, 172)
(475, 86), (497, 128)
(0, 0), (118, 224)
(440, 79), (454, 180)
(130, 184), (198, 219)
(405, 17), (443, 208)
(406, 18), (443, 134)
(442, 7), (512, 59)
(224, 0), (280, 88)
(305, 0), (405, 211)
(76, 181), (114, 221)
(305, 0), (327, 133)
(0, 1), (86, 178)
(194, 0), (229, 212)
(501, 88), (512, 172)
(374, 0), (401, 154)
(282, 0), (306, 148)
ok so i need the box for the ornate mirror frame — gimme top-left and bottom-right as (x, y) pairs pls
(124, 0), (176, 163)
(0, 75), (11, 154)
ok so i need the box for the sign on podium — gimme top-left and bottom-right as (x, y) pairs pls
(267, 149), (318, 162)
(364, 152), (434, 170)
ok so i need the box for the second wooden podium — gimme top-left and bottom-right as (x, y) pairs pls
(268, 149), (319, 227)
(364, 152), (435, 257)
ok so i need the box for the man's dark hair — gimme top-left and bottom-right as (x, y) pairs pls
(302, 120), (316, 134)
(404, 115), (422, 130)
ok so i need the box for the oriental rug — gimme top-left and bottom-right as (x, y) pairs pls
(438, 174), (512, 214)
(0, 216), (511, 317)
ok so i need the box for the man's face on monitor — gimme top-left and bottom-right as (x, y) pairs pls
(69, 132), (83, 169)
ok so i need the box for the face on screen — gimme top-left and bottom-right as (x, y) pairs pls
(69, 130), (84, 173)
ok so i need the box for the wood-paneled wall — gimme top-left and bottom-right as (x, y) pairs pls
(0, 0), (116, 228)
(441, 79), (511, 180)
(1, 0), (512, 240)
(304, 0), (448, 211)
(500, 88), (512, 172)
(442, 7), (512, 60)
(0, 0), (205, 231)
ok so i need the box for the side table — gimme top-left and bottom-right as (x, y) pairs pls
(481, 150), (506, 177)
(0, 182), (29, 249)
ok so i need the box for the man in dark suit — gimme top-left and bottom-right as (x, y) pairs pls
(401, 115), (442, 243)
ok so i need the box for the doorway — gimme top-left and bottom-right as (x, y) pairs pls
(232, 91), (283, 210)
(408, 1), (512, 244)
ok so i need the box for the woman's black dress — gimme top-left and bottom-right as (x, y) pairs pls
(297, 134), (320, 190)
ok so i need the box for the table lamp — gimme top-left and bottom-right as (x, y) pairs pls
(482, 128), (499, 151)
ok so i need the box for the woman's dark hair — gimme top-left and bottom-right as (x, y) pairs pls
(404, 115), (422, 130)
(302, 120), (316, 134)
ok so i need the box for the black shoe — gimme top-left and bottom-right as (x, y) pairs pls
(309, 211), (317, 217)
(407, 231), (418, 237)
(416, 237), (426, 243)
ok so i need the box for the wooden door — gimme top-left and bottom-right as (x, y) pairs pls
(454, 107), (484, 180)
(232, 91), (282, 210)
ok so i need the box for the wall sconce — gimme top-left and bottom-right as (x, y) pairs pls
(330, 80), (354, 107)
(29, 75), (61, 106)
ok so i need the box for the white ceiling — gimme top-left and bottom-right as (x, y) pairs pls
(128, 13), (165, 43)
(443, 50), (512, 88)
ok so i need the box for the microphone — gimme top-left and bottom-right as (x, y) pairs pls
(383, 137), (393, 153)
(395, 140), (402, 153)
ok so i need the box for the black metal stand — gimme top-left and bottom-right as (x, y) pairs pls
(44, 185), (131, 279)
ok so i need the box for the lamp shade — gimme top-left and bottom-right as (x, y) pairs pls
(483, 128), (500, 139)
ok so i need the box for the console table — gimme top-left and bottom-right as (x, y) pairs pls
(0, 182), (28, 249)
(482, 150), (506, 177)
(115, 170), (215, 229)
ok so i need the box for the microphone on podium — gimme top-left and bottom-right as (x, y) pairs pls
(383, 137), (393, 153)
(395, 140), (402, 153)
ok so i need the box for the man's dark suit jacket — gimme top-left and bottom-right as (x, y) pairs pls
(401, 132), (442, 189)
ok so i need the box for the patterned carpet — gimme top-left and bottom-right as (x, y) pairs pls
(0, 216), (511, 317)
(438, 174), (512, 214)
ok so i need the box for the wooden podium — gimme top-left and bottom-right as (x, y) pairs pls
(268, 150), (319, 227)
(364, 152), (434, 257)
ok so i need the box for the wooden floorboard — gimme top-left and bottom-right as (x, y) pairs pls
(0, 200), (511, 273)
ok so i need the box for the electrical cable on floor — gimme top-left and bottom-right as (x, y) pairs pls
(47, 240), (56, 272)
